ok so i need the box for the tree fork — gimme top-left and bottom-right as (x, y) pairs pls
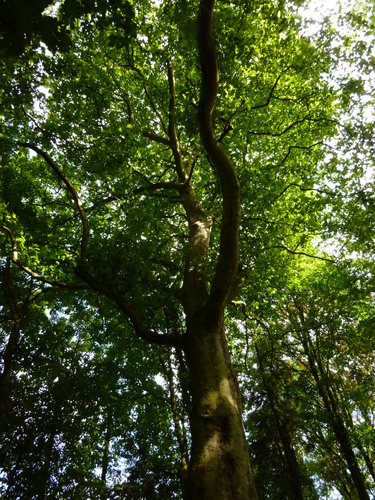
(183, 1), (258, 498)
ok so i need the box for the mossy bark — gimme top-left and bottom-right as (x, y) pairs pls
(185, 309), (257, 500)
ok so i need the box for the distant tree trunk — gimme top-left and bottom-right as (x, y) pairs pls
(38, 431), (55, 498)
(0, 319), (21, 413)
(303, 339), (370, 499)
(352, 421), (375, 482)
(186, 309), (257, 500)
(362, 450), (375, 483)
(328, 407), (370, 500)
(160, 349), (189, 498)
(0, 260), (24, 414)
(289, 298), (371, 500)
(100, 410), (112, 500)
(254, 341), (310, 500)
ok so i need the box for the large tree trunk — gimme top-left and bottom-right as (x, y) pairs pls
(180, 2), (258, 497)
(66, 1), (258, 498)
(186, 309), (257, 500)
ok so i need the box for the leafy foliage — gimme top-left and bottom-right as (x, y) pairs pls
(1, 0), (375, 498)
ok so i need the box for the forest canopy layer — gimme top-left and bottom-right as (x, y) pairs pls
(1, 0), (375, 498)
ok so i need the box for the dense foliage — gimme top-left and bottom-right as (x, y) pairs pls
(1, 0), (374, 498)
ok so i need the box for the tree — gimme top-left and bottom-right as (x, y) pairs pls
(1, 0), (374, 498)
(235, 254), (375, 498)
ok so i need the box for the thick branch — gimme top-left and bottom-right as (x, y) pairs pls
(131, 65), (168, 136)
(197, 0), (241, 314)
(132, 167), (185, 192)
(167, 61), (187, 182)
(142, 130), (171, 146)
(11, 147), (183, 348)
(75, 266), (184, 348)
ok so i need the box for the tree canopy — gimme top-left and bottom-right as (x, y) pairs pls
(1, 0), (375, 498)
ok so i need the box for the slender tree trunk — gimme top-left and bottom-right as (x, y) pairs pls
(291, 302), (370, 499)
(330, 412), (370, 500)
(305, 348), (370, 499)
(362, 451), (375, 483)
(161, 350), (189, 498)
(0, 260), (24, 414)
(254, 342), (307, 500)
(38, 431), (55, 498)
(275, 417), (306, 500)
(185, 309), (257, 500)
(352, 422), (375, 482)
(100, 410), (112, 500)
(0, 320), (21, 413)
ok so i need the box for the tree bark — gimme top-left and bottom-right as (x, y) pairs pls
(185, 309), (257, 500)
(0, 319), (21, 414)
(100, 410), (112, 500)
(160, 350), (189, 498)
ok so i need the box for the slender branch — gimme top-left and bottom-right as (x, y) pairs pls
(86, 195), (123, 213)
(251, 68), (291, 110)
(276, 141), (323, 168)
(86, 183), (183, 214)
(167, 61), (187, 182)
(186, 157), (197, 185)
(17, 142), (89, 268)
(125, 93), (135, 126)
(269, 244), (336, 263)
(248, 117), (335, 137)
(273, 182), (333, 203)
(138, 182), (185, 193)
(131, 65), (169, 136)
(1, 226), (19, 263)
(248, 116), (308, 137)
(1, 226), (85, 289)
